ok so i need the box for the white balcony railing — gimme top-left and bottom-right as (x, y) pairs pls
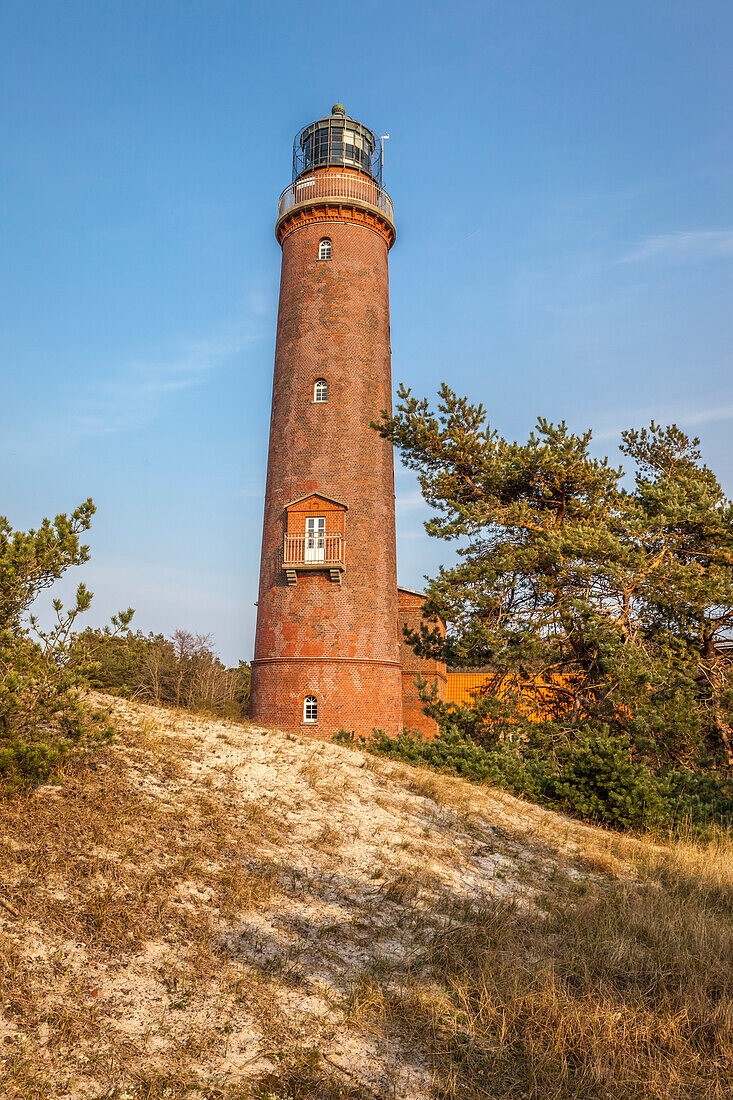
(278, 173), (393, 223)
(283, 533), (345, 568)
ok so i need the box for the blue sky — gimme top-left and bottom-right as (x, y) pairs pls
(2, 0), (731, 664)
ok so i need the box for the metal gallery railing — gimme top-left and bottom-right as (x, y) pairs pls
(278, 173), (393, 223)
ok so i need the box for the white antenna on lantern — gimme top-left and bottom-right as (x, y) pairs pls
(380, 134), (390, 171)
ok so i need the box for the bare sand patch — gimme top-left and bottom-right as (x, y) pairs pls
(0, 694), (635, 1098)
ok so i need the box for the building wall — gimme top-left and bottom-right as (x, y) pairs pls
(397, 587), (447, 738)
(250, 218), (403, 736)
(445, 670), (578, 725)
(445, 672), (497, 707)
(250, 653), (403, 739)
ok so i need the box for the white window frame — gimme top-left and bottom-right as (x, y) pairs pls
(304, 516), (326, 562)
(313, 378), (328, 403)
(303, 695), (318, 723)
(318, 237), (332, 261)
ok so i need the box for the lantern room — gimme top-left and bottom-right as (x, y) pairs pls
(293, 103), (382, 181)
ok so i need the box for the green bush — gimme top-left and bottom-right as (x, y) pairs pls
(543, 730), (670, 831)
(344, 722), (733, 834)
(0, 703), (114, 794)
(0, 501), (124, 793)
(663, 766), (733, 829)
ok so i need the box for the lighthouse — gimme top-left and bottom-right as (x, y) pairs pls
(250, 105), (444, 736)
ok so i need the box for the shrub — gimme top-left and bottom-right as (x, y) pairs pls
(0, 501), (123, 791)
(75, 628), (251, 720)
(347, 722), (733, 834)
(544, 730), (670, 831)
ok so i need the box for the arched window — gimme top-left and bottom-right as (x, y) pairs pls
(318, 237), (332, 261)
(303, 695), (318, 723)
(313, 379), (328, 403)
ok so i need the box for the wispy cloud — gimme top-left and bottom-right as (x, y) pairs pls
(396, 489), (428, 514)
(7, 297), (269, 454)
(73, 324), (260, 438)
(593, 400), (733, 443)
(620, 229), (733, 264)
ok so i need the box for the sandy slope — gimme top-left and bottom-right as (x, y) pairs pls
(0, 695), (629, 1099)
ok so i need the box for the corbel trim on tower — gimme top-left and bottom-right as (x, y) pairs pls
(276, 202), (395, 249)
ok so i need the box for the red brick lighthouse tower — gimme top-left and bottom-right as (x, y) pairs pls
(250, 104), (403, 736)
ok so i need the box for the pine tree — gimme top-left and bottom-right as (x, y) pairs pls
(375, 386), (733, 771)
(0, 500), (133, 789)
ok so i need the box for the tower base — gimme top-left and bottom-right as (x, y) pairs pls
(249, 656), (403, 738)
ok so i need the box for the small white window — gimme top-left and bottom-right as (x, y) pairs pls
(314, 379), (328, 403)
(318, 237), (332, 260)
(303, 695), (318, 723)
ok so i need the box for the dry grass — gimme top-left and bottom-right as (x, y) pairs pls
(344, 832), (733, 1100)
(0, 695), (731, 1098)
(0, 705), (295, 1098)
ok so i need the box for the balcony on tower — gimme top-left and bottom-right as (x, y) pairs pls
(275, 104), (395, 246)
(281, 494), (347, 585)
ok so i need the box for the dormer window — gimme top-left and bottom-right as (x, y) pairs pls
(318, 238), (332, 261)
(314, 379), (328, 403)
(282, 493), (347, 585)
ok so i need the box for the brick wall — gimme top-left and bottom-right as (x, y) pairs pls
(250, 216), (403, 737)
(397, 587), (447, 738)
